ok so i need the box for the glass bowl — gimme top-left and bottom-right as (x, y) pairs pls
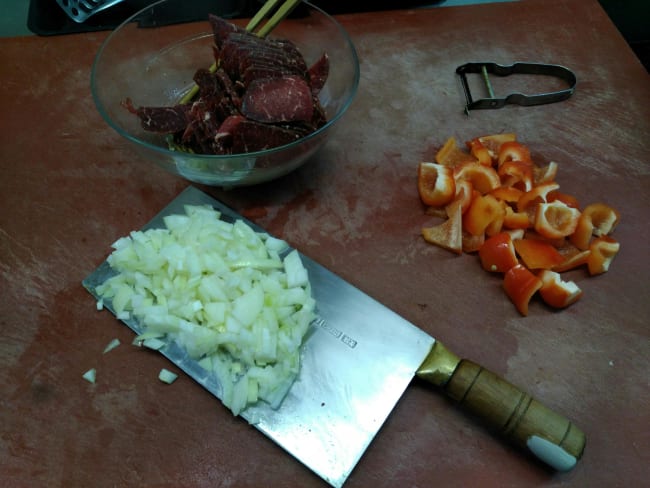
(91, 0), (359, 187)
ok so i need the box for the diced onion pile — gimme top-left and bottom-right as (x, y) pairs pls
(95, 204), (315, 415)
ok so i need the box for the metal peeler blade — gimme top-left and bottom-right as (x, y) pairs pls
(55, 0), (126, 23)
(456, 62), (577, 114)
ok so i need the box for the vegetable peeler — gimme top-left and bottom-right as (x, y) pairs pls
(55, 0), (126, 23)
(456, 62), (577, 114)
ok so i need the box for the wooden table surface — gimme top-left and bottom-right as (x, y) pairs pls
(1, 0), (648, 486)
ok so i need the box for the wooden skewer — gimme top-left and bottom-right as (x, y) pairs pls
(247, 0), (302, 38)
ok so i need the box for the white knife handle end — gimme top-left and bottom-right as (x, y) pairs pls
(527, 435), (578, 472)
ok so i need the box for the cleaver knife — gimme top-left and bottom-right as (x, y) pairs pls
(83, 186), (585, 488)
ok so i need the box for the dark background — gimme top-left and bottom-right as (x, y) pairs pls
(27, 0), (649, 71)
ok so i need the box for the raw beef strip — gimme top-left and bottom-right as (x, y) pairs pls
(208, 14), (246, 48)
(123, 98), (190, 133)
(241, 75), (314, 123)
(308, 53), (330, 95)
(220, 32), (307, 82)
(214, 115), (303, 153)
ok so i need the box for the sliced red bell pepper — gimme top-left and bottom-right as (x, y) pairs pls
(490, 185), (524, 204)
(516, 181), (560, 212)
(547, 190), (580, 209)
(533, 161), (558, 185)
(436, 136), (478, 167)
(553, 250), (591, 272)
(478, 232), (519, 273)
(453, 179), (475, 215)
(498, 160), (534, 192)
(503, 264), (543, 316)
(513, 238), (565, 270)
(421, 200), (463, 254)
(538, 270), (583, 309)
(425, 205), (448, 219)
(466, 138), (493, 167)
(503, 206), (531, 230)
(570, 202), (620, 250)
(523, 229), (567, 246)
(477, 133), (517, 164)
(504, 228), (526, 241)
(587, 236), (620, 275)
(485, 200), (507, 236)
(462, 230), (485, 253)
(418, 162), (456, 207)
(453, 161), (501, 195)
(534, 201), (581, 239)
(497, 141), (533, 167)
(552, 241), (591, 272)
(586, 203), (620, 236)
(463, 193), (506, 236)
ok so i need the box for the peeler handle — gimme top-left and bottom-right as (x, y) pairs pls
(417, 342), (585, 471)
(455, 62), (577, 111)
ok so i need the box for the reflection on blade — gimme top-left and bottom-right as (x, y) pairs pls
(83, 186), (435, 487)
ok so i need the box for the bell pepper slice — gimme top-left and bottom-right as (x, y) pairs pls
(586, 203), (620, 236)
(449, 179), (475, 215)
(534, 200), (581, 239)
(570, 202), (621, 250)
(552, 246), (591, 272)
(533, 161), (558, 185)
(421, 200), (463, 254)
(485, 200), (507, 236)
(538, 270), (583, 309)
(503, 264), (543, 316)
(517, 181), (560, 212)
(462, 230), (485, 253)
(425, 206), (448, 219)
(453, 161), (501, 194)
(490, 185), (524, 204)
(476, 133), (517, 163)
(504, 206), (531, 230)
(504, 228), (526, 241)
(497, 141), (533, 167)
(418, 162), (456, 207)
(466, 138), (493, 167)
(513, 238), (565, 270)
(436, 136), (478, 167)
(587, 236), (620, 275)
(478, 232), (519, 273)
(498, 160), (534, 192)
(547, 190), (580, 209)
(523, 229), (568, 250)
(463, 193), (506, 236)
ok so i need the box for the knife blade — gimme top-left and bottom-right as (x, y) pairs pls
(83, 186), (585, 487)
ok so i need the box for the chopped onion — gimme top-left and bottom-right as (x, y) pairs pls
(95, 204), (315, 415)
(158, 368), (178, 384)
(103, 338), (121, 354)
(142, 338), (166, 351)
(82, 368), (97, 384)
(132, 331), (165, 344)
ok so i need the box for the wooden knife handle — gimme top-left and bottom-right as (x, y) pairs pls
(444, 359), (585, 471)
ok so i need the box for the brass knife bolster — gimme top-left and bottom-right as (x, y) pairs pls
(416, 341), (586, 471)
(416, 341), (462, 387)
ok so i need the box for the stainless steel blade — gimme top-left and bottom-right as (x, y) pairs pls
(83, 186), (435, 487)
